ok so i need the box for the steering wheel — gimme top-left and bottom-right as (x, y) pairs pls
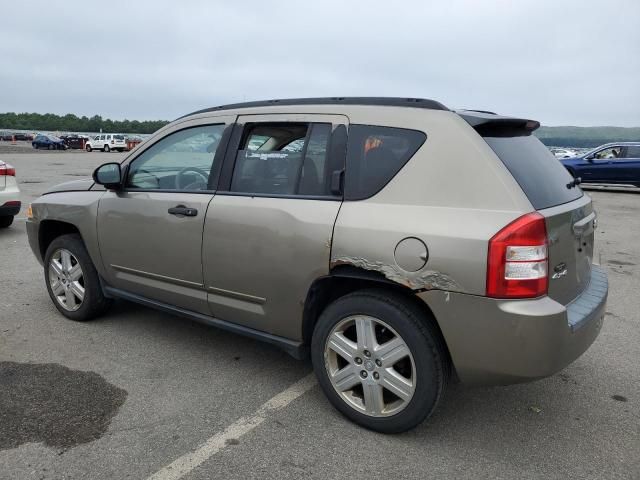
(175, 167), (210, 190)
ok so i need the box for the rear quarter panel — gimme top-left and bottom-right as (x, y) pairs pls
(332, 109), (533, 296)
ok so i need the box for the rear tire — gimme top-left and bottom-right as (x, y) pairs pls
(311, 289), (449, 433)
(44, 234), (112, 321)
(48, 144), (54, 150)
(103, 145), (110, 153)
(0, 216), (13, 228)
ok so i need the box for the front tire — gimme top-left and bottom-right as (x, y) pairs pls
(48, 144), (54, 150)
(0, 216), (13, 228)
(311, 289), (449, 433)
(86, 144), (92, 152)
(44, 234), (112, 321)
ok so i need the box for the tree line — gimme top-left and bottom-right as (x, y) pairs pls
(0, 112), (169, 134)
(535, 125), (640, 148)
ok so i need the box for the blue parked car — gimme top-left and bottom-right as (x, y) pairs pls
(561, 142), (640, 187)
(32, 134), (67, 150)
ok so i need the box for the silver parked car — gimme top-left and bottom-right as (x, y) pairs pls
(26, 98), (607, 433)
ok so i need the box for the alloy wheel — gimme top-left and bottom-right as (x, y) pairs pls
(324, 315), (416, 417)
(48, 248), (85, 311)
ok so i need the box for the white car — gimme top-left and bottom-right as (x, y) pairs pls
(0, 160), (20, 228)
(86, 134), (127, 152)
(550, 148), (577, 159)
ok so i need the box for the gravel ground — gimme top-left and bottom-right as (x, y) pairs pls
(0, 150), (638, 479)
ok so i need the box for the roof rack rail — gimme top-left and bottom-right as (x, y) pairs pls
(182, 97), (449, 118)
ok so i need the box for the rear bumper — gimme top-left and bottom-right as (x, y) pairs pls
(420, 265), (608, 385)
(0, 201), (21, 217)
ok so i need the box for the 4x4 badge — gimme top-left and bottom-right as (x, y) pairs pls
(552, 263), (568, 279)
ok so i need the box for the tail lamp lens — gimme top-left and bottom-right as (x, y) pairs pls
(487, 212), (548, 298)
(0, 163), (16, 176)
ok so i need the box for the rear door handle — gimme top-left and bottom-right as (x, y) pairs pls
(168, 205), (198, 217)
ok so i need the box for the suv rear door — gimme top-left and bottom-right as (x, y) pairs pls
(202, 113), (348, 340)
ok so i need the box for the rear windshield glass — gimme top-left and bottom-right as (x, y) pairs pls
(114, 134), (125, 140)
(484, 135), (582, 210)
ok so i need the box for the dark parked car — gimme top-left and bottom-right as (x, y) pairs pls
(60, 135), (88, 150)
(13, 133), (34, 141)
(32, 135), (67, 150)
(561, 142), (640, 187)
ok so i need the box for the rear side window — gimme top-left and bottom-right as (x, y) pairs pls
(484, 135), (582, 210)
(344, 125), (426, 200)
(231, 122), (335, 196)
(625, 146), (640, 158)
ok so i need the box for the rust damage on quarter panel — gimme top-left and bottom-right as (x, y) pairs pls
(332, 256), (462, 292)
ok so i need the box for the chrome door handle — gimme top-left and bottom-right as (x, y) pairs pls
(168, 205), (198, 217)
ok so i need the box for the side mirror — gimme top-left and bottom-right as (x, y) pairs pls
(585, 155), (595, 162)
(92, 162), (122, 189)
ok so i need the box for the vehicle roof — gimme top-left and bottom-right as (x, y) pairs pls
(183, 97), (449, 118)
(179, 97), (543, 135)
(591, 142), (640, 147)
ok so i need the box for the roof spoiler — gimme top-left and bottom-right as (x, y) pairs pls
(457, 110), (540, 137)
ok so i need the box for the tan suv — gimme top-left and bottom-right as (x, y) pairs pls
(26, 98), (607, 432)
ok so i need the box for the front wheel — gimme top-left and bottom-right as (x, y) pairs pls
(86, 144), (92, 152)
(44, 234), (112, 321)
(311, 289), (449, 433)
(0, 216), (13, 228)
(48, 144), (54, 150)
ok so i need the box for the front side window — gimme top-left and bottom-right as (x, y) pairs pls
(230, 122), (334, 196)
(594, 147), (622, 160)
(344, 125), (426, 200)
(127, 124), (225, 191)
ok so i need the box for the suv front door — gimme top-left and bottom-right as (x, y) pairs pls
(203, 114), (348, 339)
(97, 116), (234, 314)
(581, 146), (623, 183)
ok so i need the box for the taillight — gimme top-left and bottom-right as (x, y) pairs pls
(486, 212), (548, 298)
(111, 140), (114, 144)
(0, 163), (16, 176)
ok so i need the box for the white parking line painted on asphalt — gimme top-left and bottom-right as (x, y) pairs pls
(146, 373), (317, 480)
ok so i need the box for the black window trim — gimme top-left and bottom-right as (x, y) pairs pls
(343, 124), (427, 201)
(218, 120), (347, 200)
(120, 122), (233, 194)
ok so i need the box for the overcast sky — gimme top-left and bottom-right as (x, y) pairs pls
(2, 0), (639, 126)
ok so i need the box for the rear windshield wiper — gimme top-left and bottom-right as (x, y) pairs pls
(567, 177), (582, 189)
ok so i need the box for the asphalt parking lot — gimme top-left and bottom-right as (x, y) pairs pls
(0, 146), (638, 479)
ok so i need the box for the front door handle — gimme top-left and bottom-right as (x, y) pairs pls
(168, 205), (198, 217)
